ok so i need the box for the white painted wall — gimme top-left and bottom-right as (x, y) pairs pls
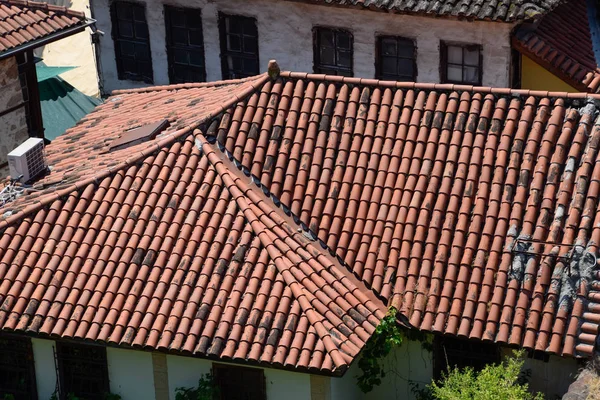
(107, 347), (155, 400)
(91, 0), (514, 93)
(502, 350), (582, 399)
(166, 354), (311, 400)
(31, 338), (58, 399)
(16, 336), (587, 400)
(329, 339), (433, 400)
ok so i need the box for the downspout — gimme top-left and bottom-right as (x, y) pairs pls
(88, 0), (106, 97)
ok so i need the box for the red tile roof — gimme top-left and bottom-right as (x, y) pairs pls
(293, 0), (561, 21)
(0, 0), (89, 55)
(1, 70), (600, 372)
(513, 0), (600, 93)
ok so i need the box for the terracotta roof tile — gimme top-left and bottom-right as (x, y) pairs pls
(513, 0), (600, 93)
(293, 0), (560, 22)
(0, 0), (87, 55)
(2, 69), (600, 373)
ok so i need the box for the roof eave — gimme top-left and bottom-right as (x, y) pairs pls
(0, 18), (96, 61)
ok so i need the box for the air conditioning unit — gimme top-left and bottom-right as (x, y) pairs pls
(8, 138), (47, 182)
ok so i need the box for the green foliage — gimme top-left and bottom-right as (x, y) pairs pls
(429, 351), (544, 400)
(356, 307), (404, 393)
(49, 392), (58, 400)
(3, 394), (15, 400)
(175, 373), (219, 400)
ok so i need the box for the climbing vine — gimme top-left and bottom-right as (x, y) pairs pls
(356, 307), (404, 393)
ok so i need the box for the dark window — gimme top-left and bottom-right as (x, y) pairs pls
(0, 335), (37, 400)
(110, 1), (153, 83)
(440, 42), (482, 85)
(376, 36), (416, 81)
(57, 343), (109, 400)
(433, 336), (500, 379)
(213, 364), (266, 400)
(218, 13), (259, 79)
(165, 6), (206, 84)
(313, 27), (353, 76)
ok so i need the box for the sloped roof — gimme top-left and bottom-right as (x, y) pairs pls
(293, 0), (561, 22)
(0, 0), (90, 57)
(1, 69), (600, 371)
(0, 74), (386, 375)
(513, 0), (600, 92)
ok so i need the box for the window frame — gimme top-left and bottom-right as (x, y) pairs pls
(313, 26), (354, 76)
(440, 41), (483, 85)
(110, 0), (154, 83)
(218, 12), (260, 80)
(164, 5), (206, 84)
(433, 336), (500, 379)
(212, 363), (266, 400)
(0, 333), (38, 400)
(56, 342), (110, 400)
(375, 35), (417, 82)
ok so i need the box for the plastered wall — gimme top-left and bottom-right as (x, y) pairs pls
(92, 0), (514, 93)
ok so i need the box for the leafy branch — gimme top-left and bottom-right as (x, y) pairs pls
(356, 307), (404, 393)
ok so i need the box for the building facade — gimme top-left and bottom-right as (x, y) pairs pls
(92, 0), (520, 94)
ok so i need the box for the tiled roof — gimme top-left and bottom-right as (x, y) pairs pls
(294, 0), (561, 22)
(1, 69), (600, 371)
(0, 0), (89, 55)
(0, 74), (386, 374)
(513, 0), (600, 93)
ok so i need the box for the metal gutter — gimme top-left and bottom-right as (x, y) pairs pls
(0, 18), (96, 61)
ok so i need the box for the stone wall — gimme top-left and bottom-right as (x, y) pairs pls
(92, 0), (515, 93)
(0, 56), (28, 178)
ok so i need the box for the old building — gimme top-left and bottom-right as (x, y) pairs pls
(513, 0), (600, 93)
(90, 0), (561, 94)
(0, 61), (596, 399)
(0, 0), (95, 177)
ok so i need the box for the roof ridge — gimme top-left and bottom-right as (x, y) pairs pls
(200, 130), (391, 305)
(110, 75), (265, 95)
(0, 74), (270, 231)
(0, 0), (86, 19)
(279, 70), (600, 99)
(197, 133), (388, 373)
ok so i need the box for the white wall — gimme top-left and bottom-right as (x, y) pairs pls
(503, 350), (582, 399)
(166, 354), (311, 400)
(92, 0), (514, 93)
(107, 347), (155, 400)
(31, 338), (58, 399)
(330, 339), (433, 400)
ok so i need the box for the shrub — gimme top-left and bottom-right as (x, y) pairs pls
(429, 351), (543, 400)
(175, 373), (219, 400)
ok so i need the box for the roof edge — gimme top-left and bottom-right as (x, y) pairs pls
(0, 17), (95, 60)
(1, 0), (86, 18)
(279, 70), (600, 99)
(511, 35), (597, 93)
(0, 73), (270, 231)
(110, 74), (267, 95)
(283, 0), (551, 23)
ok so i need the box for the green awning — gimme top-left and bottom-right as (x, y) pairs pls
(36, 65), (76, 82)
(36, 64), (102, 141)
